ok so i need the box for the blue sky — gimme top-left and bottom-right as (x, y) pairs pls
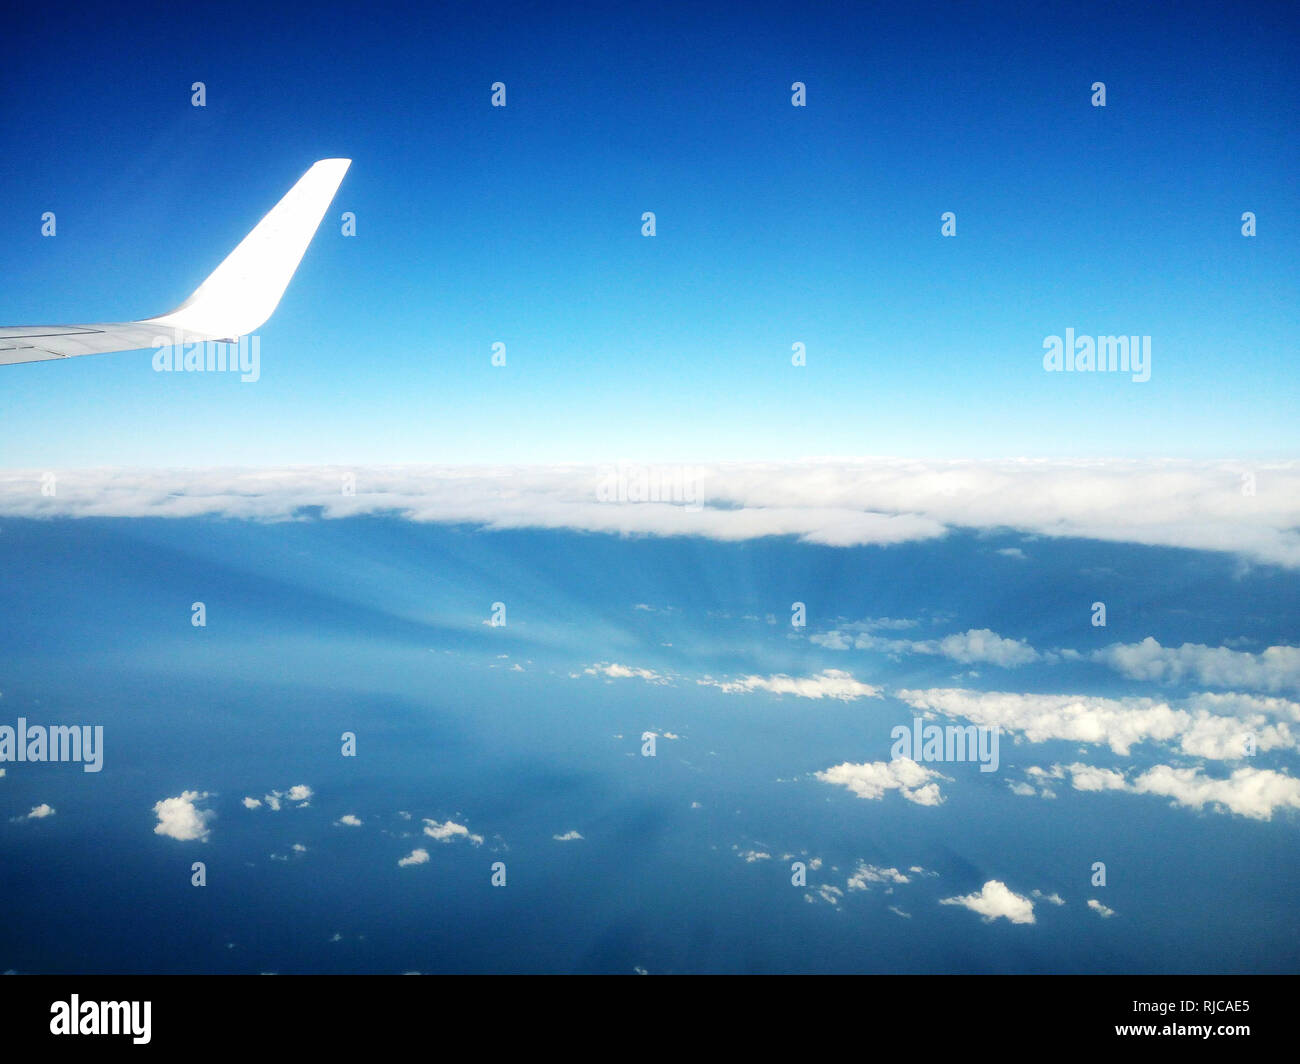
(1, 0), (1297, 467)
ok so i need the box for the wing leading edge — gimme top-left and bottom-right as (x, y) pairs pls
(0, 158), (351, 366)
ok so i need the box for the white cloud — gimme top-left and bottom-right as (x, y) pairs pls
(1088, 899), (1116, 918)
(940, 880), (1036, 924)
(737, 849), (771, 863)
(398, 848), (429, 867)
(6, 459), (1297, 565)
(583, 663), (671, 685)
(814, 627), (1042, 667)
(1061, 763), (1129, 792)
(1187, 691), (1300, 724)
(291, 843), (307, 853)
(846, 863), (911, 891)
(934, 629), (1041, 666)
(888, 905), (912, 919)
(996, 547), (1027, 559)
(1132, 764), (1300, 820)
(896, 687), (1293, 759)
(1094, 638), (1300, 693)
(259, 785), (313, 811)
(816, 757), (948, 806)
(152, 790), (214, 842)
(804, 885), (844, 906)
(423, 819), (484, 845)
(1027, 761), (1300, 820)
(699, 669), (881, 701)
(1031, 890), (1066, 906)
(553, 830), (583, 841)
(14, 803), (55, 821)
(335, 814), (362, 827)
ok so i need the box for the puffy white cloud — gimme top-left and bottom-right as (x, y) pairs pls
(1031, 890), (1066, 906)
(335, 814), (362, 827)
(1094, 638), (1300, 694)
(895, 687), (1293, 760)
(552, 830), (583, 841)
(1132, 764), (1300, 820)
(5, 459), (1296, 565)
(1187, 692), (1300, 724)
(896, 688), (1183, 755)
(1025, 761), (1300, 820)
(816, 757), (948, 806)
(846, 863), (911, 891)
(940, 880), (1036, 924)
(1088, 899), (1116, 918)
(398, 848), (429, 867)
(14, 803), (55, 821)
(699, 669), (881, 701)
(933, 629), (1041, 667)
(422, 819), (484, 845)
(152, 790), (214, 842)
(258, 786), (312, 811)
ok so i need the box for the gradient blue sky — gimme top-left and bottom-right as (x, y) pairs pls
(1, 0), (1296, 467)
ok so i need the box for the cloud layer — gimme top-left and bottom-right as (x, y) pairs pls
(3, 459), (1296, 566)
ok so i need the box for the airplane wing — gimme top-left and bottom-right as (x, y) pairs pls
(0, 158), (351, 366)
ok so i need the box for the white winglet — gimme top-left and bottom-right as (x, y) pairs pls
(145, 158), (351, 340)
(0, 159), (351, 365)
